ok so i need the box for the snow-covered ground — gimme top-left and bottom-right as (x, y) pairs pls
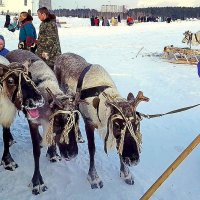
(0, 15), (200, 200)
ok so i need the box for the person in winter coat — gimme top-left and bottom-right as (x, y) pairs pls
(94, 17), (100, 26)
(127, 16), (134, 26)
(8, 17), (18, 32)
(4, 15), (10, 28)
(18, 12), (37, 53)
(0, 35), (9, 57)
(102, 17), (110, 26)
(36, 7), (61, 70)
(197, 61), (200, 77)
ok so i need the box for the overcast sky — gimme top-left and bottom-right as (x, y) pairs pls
(52, 0), (200, 10)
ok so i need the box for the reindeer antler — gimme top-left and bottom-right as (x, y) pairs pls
(132, 91), (149, 110)
(46, 87), (64, 109)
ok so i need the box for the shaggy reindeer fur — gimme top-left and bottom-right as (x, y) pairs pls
(0, 54), (46, 195)
(7, 50), (73, 136)
(54, 53), (148, 189)
(0, 56), (16, 127)
(6, 50), (79, 195)
(55, 53), (119, 131)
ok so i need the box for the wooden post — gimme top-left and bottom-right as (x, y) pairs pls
(140, 134), (200, 200)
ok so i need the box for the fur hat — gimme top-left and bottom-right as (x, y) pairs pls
(0, 35), (5, 47)
(0, 35), (5, 41)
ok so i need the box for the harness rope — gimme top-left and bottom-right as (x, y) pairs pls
(0, 67), (40, 107)
(110, 114), (142, 156)
(139, 103), (200, 119)
(104, 100), (142, 156)
(43, 110), (81, 146)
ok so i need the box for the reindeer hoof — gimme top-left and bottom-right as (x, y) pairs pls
(78, 131), (85, 143)
(120, 170), (134, 185)
(46, 153), (61, 162)
(78, 137), (85, 143)
(29, 183), (48, 195)
(1, 160), (18, 171)
(87, 174), (103, 189)
(125, 178), (134, 185)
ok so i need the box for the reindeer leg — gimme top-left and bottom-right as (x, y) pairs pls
(28, 121), (48, 195)
(7, 129), (16, 147)
(38, 133), (43, 148)
(46, 145), (61, 162)
(85, 122), (103, 189)
(1, 127), (18, 171)
(78, 128), (85, 143)
(119, 155), (134, 185)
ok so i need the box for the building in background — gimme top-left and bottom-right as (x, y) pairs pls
(101, 5), (126, 13)
(100, 5), (127, 20)
(39, 0), (51, 10)
(0, 0), (38, 14)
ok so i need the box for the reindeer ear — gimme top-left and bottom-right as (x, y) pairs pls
(46, 87), (64, 109)
(22, 59), (33, 70)
(0, 64), (8, 76)
(0, 64), (4, 76)
(127, 92), (135, 101)
(93, 97), (100, 109)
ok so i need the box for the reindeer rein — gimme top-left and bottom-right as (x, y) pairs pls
(45, 110), (81, 146)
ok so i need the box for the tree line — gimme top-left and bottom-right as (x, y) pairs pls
(128, 7), (200, 20)
(52, 7), (200, 20)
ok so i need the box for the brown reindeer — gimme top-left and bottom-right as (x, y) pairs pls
(0, 55), (46, 193)
(6, 50), (80, 194)
(54, 53), (149, 189)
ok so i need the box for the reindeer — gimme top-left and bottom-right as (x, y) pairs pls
(0, 55), (46, 192)
(182, 30), (200, 47)
(6, 50), (80, 195)
(54, 53), (149, 189)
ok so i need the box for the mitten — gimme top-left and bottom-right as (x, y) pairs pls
(30, 43), (37, 53)
(18, 41), (24, 49)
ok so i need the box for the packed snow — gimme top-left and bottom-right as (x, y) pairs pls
(0, 15), (200, 200)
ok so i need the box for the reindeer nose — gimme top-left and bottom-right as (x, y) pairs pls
(25, 98), (36, 108)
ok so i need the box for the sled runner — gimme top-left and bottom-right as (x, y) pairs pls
(163, 45), (200, 65)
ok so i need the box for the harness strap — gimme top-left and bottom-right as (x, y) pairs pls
(76, 64), (92, 92)
(139, 103), (200, 119)
(80, 86), (110, 100)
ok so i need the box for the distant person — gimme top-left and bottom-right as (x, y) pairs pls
(18, 11), (37, 53)
(0, 35), (9, 57)
(4, 14), (10, 28)
(90, 16), (95, 26)
(127, 16), (134, 26)
(8, 17), (18, 32)
(102, 17), (110, 26)
(37, 7), (61, 70)
(111, 17), (118, 26)
(94, 17), (100, 26)
(117, 14), (121, 23)
(166, 17), (171, 23)
(197, 61), (200, 77)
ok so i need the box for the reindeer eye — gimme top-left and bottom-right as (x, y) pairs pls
(54, 117), (60, 125)
(7, 77), (15, 85)
(114, 122), (121, 129)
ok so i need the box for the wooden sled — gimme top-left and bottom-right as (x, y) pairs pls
(163, 45), (200, 65)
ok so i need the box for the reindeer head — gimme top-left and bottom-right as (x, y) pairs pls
(45, 88), (80, 160)
(99, 91), (149, 166)
(0, 62), (44, 120)
(182, 30), (192, 45)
